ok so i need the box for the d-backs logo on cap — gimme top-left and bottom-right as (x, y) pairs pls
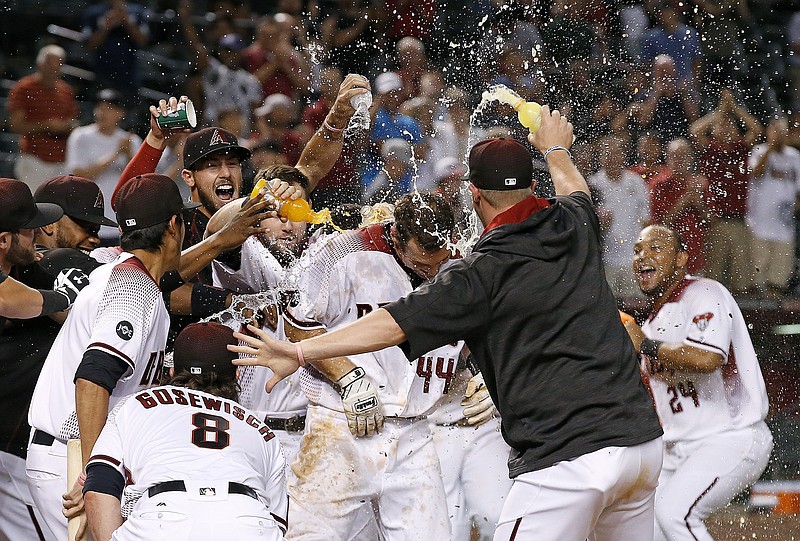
(209, 129), (230, 146)
(692, 312), (714, 332)
(93, 190), (104, 209)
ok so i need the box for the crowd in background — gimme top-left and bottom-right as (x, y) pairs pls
(3, 0), (800, 301)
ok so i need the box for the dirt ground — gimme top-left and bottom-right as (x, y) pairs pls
(707, 508), (799, 540)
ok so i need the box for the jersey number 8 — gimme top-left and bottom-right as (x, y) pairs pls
(191, 412), (231, 450)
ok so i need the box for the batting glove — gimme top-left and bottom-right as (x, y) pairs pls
(336, 367), (384, 437)
(461, 373), (497, 426)
(53, 268), (90, 305)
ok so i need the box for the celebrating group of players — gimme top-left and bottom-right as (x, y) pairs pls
(1, 72), (773, 541)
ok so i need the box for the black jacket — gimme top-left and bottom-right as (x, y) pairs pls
(387, 192), (662, 477)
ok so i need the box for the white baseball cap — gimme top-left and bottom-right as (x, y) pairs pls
(374, 72), (403, 95)
(255, 93), (293, 117)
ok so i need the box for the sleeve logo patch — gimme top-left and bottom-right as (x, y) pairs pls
(692, 312), (714, 332)
(116, 321), (134, 340)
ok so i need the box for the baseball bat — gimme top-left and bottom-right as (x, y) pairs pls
(66, 439), (88, 541)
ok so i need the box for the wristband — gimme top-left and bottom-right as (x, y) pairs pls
(543, 145), (572, 160)
(640, 338), (663, 359)
(295, 342), (306, 366)
(78, 472), (86, 487)
(159, 269), (186, 293)
(39, 289), (70, 316)
(322, 119), (344, 134)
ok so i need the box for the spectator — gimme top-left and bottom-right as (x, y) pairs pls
(630, 55), (698, 144)
(640, 3), (702, 89)
(65, 89), (142, 242)
(243, 15), (309, 100)
(178, 0), (262, 134)
(364, 137), (414, 204)
(540, 0), (596, 66)
(7, 45), (78, 192)
(649, 138), (709, 274)
(628, 132), (668, 188)
(252, 94), (304, 166)
(588, 136), (650, 298)
(747, 116), (800, 298)
(250, 139), (289, 170)
(81, 0), (149, 95)
(384, 0), (437, 41)
(688, 0), (751, 101)
(365, 71), (423, 186)
(433, 156), (469, 225)
(320, 0), (382, 77)
(400, 96), (436, 188)
(691, 88), (762, 295)
(395, 36), (430, 100)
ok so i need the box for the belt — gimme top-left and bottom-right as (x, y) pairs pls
(436, 418), (472, 428)
(148, 480), (258, 500)
(263, 415), (306, 432)
(32, 430), (56, 446)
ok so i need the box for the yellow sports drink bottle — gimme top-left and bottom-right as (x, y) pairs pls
(514, 99), (542, 134)
(250, 177), (331, 225)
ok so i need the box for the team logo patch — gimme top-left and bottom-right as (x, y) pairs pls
(125, 218), (136, 227)
(200, 487), (216, 496)
(116, 321), (134, 340)
(93, 190), (104, 209)
(504, 177), (517, 186)
(692, 312), (714, 332)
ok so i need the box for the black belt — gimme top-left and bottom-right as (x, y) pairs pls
(32, 430), (56, 446)
(263, 415), (305, 432)
(148, 480), (258, 500)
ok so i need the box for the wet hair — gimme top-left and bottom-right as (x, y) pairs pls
(167, 370), (240, 402)
(120, 213), (183, 252)
(256, 164), (309, 191)
(393, 192), (454, 251)
(653, 224), (688, 253)
(330, 203), (363, 231)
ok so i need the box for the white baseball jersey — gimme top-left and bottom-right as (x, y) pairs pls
(29, 253), (169, 440)
(212, 237), (307, 419)
(87, 386), (287, 528)
(286, 224), (462, 417)
(641, 277), (769, 443)
(747, 143), (800, 243)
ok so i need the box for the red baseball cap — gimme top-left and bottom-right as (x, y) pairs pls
(35, 175), (118, 227)
(462, 138), (533, 190)
(173, 322), (238, 378)
(0, 178), (63, 232)
(114, 174), (200, 232)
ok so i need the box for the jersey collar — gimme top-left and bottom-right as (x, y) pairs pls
(482, 196), (551, 236)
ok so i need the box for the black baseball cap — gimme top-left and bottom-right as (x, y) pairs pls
(173, 322), (238, 378)
(114, 174), (201, 232)
(0, 178), (63, 232)
(462, 138), (533, 190)
(183, 127), (251, 170)
(35, 175), (118, 227)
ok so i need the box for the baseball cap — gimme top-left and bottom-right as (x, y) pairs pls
(114, 173), (201, 232)
(0, 178), (63, 232)
(434, 157), (467, 181)
(374, 71), (403, 95)
(96, 88), (125, 109)
(183, 127), (251, 170)
(381, 138), (412, 164)
(255, 93), (293, 118)
(173, 322), (238, 378)
(35, 175), (118, 227)
(219, 33), (245, 52)
(462, 138), (533, 190)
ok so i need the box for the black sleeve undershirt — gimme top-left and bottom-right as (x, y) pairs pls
(74, 350), (130, 394)
(83, 462), (124, 500)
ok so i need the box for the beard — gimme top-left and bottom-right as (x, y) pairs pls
(6, 233), (37, 267)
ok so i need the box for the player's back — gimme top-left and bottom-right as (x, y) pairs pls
(105, 386), (285, 499)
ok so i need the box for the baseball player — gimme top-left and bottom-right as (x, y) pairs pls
(261, 192), (461, 540)
(26, 173), (198, 540)
(622, 224), (773, 541)
(83, 322), (288, 541)
(429, 364), (512, 540)
(207, 165), (312, 473)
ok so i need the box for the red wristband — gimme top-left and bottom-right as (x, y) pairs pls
(295, 342), (306, 366)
